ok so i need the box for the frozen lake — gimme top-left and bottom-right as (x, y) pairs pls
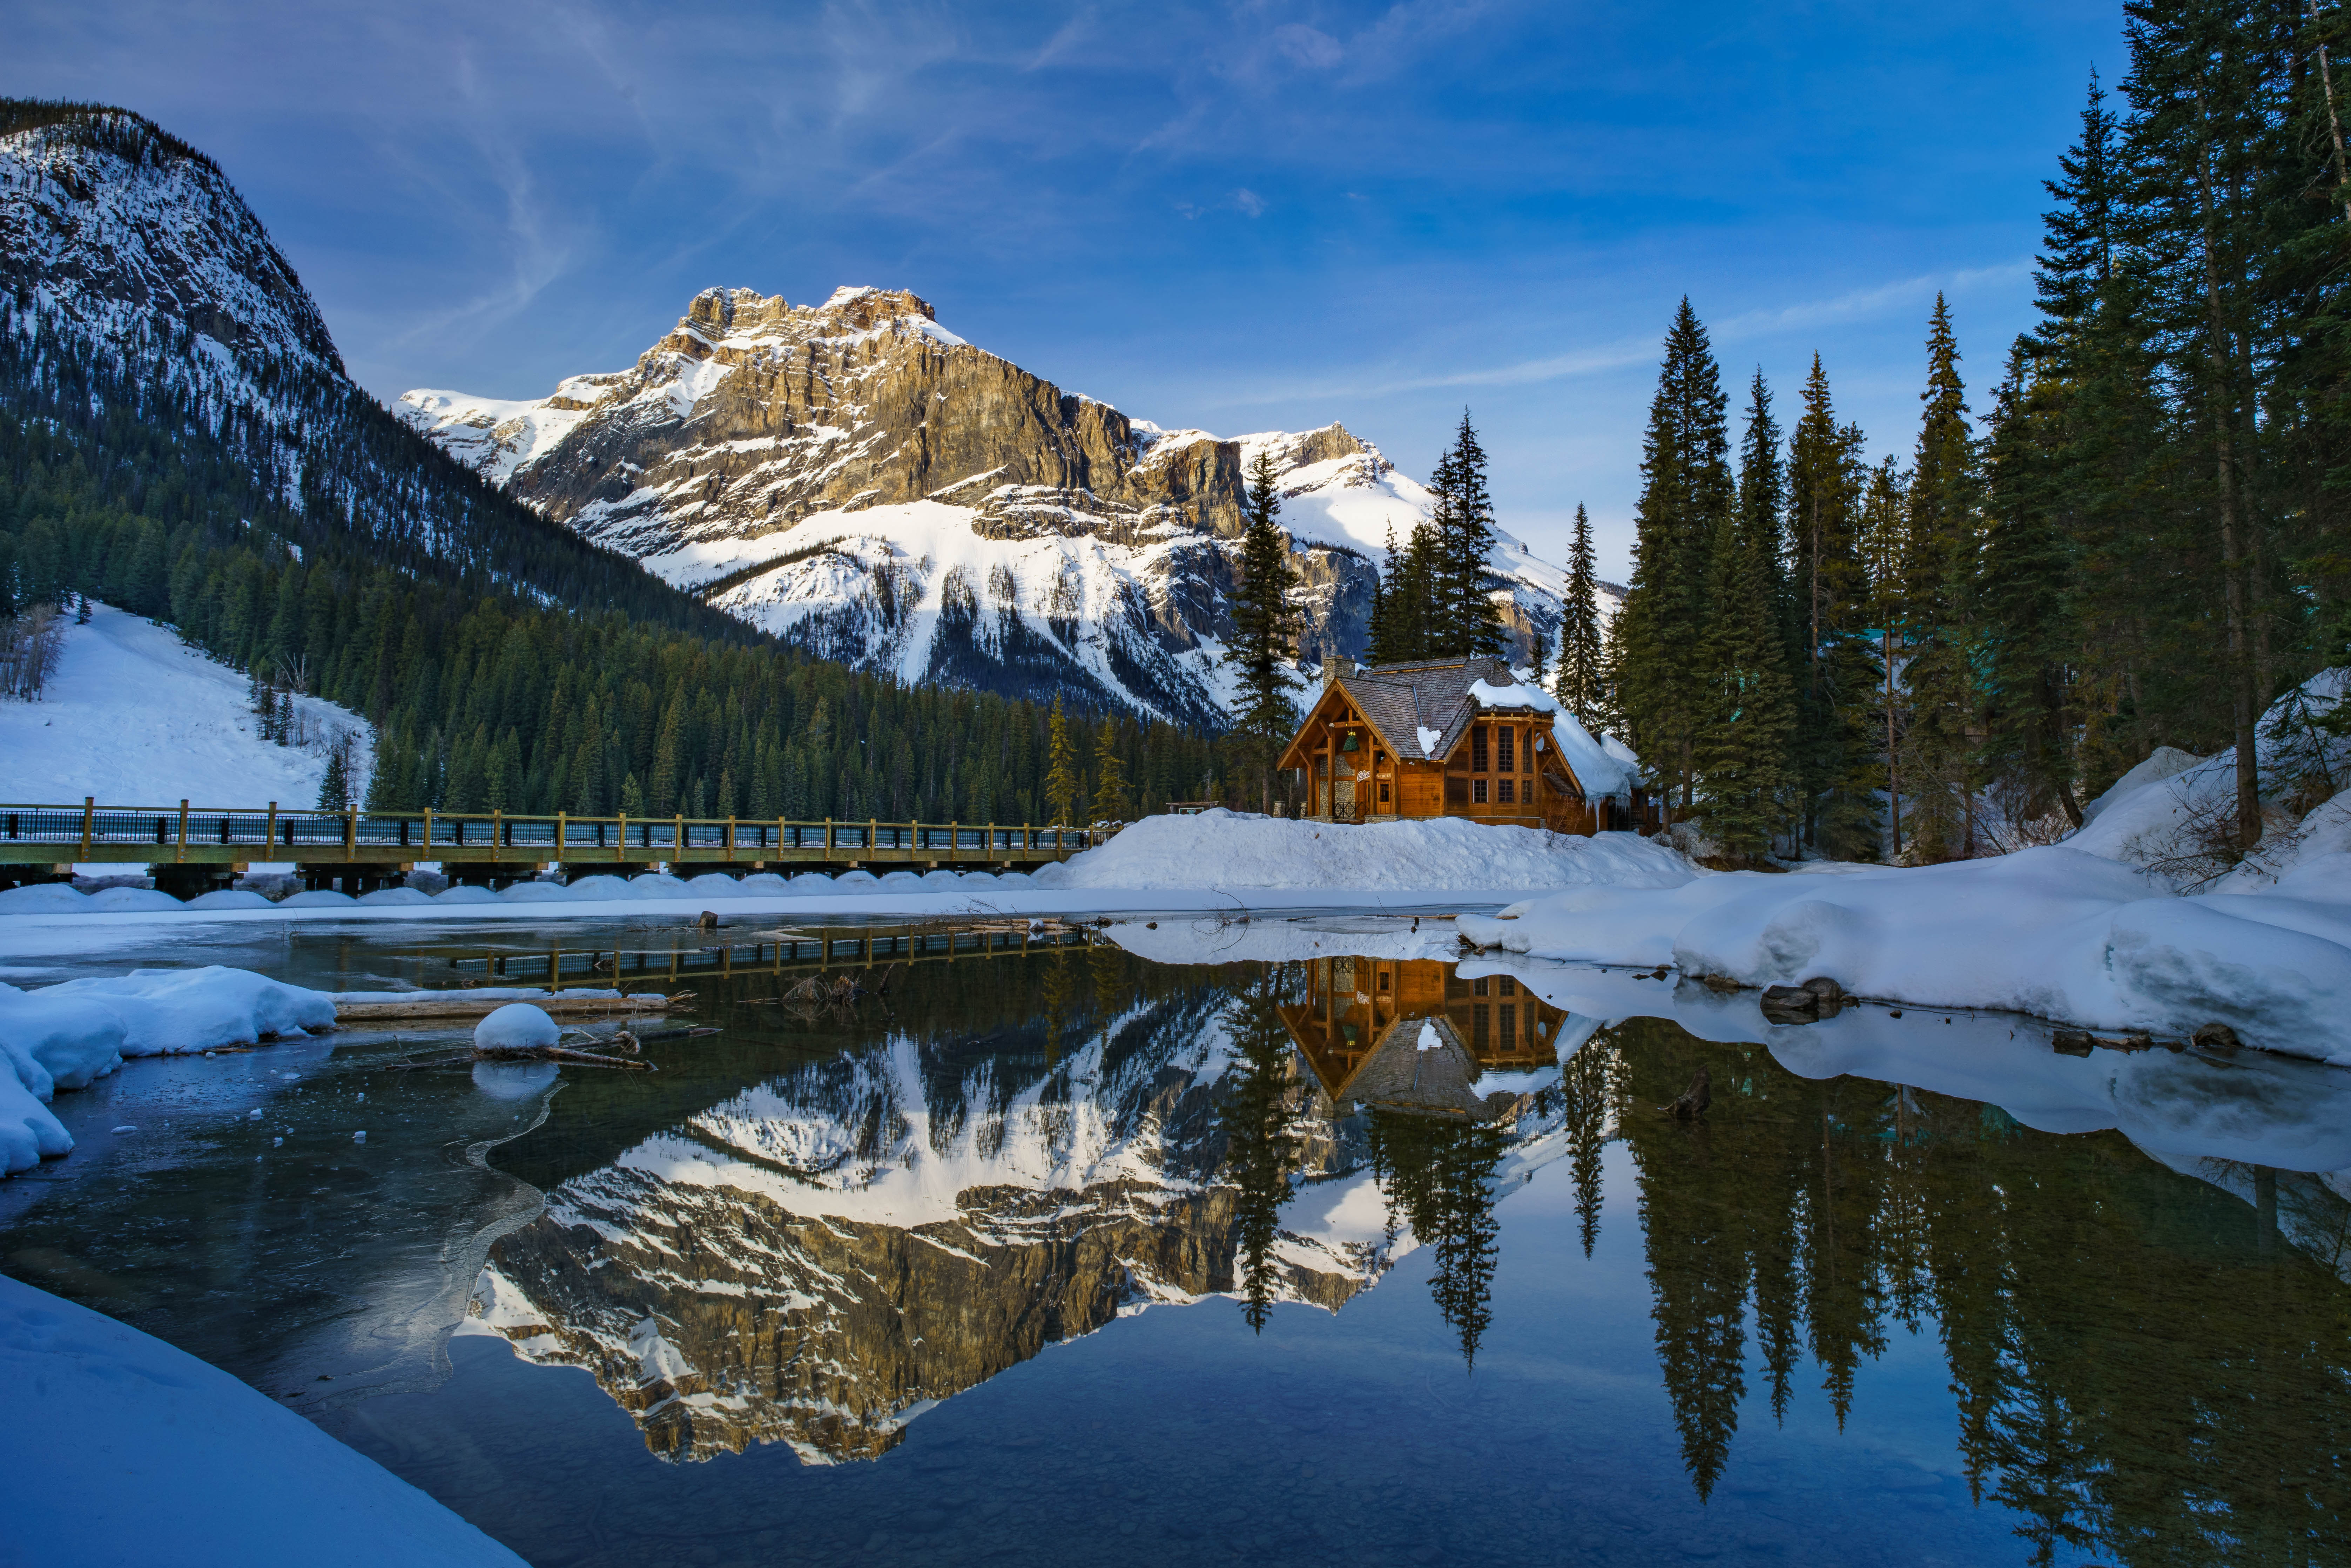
(3, 914), (2346, 1567)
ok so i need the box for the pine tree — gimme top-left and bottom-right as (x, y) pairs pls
(1901, 295), (1987, 861)
(316, 729), (353, 812)
(1691, 511), (1797, 860)
(1439, 411), (1507, 658)
(1785, 356), (1881, 857)
(1556, 502), (1609, 730)
(1090, 715), (1128, 824)
(1859, 458), (1912, 859)
(1615, 299), (1733, 821)
(1222, 450), (1302, 810)
(1044, 696), (1080, 826)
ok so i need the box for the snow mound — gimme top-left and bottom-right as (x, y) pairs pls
(0, 1274), (527, 1564)
(1043, 811), (1696, 894)
(1460, 844), (2351, 1066)
(475, 1003), (560, 1052)
(0, 884), (90, 914)
(1468, 677), (1559, 712)
(86, 886), (184, 912)
(558, 874), (632, 900)
(0, 967), (336, 1173)
(278, 889), (357, 908)
(432, 885), (501, 904)
(497, 881), (574, 903)
(358, 886), (433, 906)
(184, 889), (275, 910)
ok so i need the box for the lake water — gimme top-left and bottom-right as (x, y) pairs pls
(3, 915), (2347, 1567)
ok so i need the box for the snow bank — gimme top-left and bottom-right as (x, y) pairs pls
(1037, 811), (1695, 895)
(0, 1273), (527, 1566)
(0, 967), (336, 1174)
(1467, 960), (2351, 1174)
(1460, 845), (2351, 1065)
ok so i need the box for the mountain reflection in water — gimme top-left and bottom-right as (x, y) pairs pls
(463, 940), (2351, 1566)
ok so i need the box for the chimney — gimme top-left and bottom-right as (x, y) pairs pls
(1323, 656), (1356, 687)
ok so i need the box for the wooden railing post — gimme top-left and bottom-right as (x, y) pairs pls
(616, 812), (627, 863)
(346, 805), (357, 861)
(726, 816), (736, 863)
(421, 806), (430, 861)
(80, 796), (94, 861)
(557, 811), (567, 869)
(824, 818), (834, 859)
(869, 818), (878, 861)
(176, 799), (189, 864)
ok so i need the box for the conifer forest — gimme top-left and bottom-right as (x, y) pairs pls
(1610, 2), (2351, 863)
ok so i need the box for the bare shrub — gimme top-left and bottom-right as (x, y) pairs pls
(0, 603), (68, 700)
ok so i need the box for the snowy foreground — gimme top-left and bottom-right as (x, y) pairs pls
(0, 1273), (525, 1568)
(0, 967), (334, 1173)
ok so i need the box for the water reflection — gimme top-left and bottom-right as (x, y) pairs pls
(464, 934), (2351, 1568)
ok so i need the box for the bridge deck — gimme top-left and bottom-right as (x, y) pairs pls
(0, 801), (1091, 870)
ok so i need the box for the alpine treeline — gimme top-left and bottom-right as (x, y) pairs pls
(1613, 0), (2351, 864)
(0, 297), (1217, 824)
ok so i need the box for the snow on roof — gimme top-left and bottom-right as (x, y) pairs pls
(1468, 678), (1560, 714)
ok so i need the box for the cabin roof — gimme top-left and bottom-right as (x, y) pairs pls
(1286, 655), (1546, 768)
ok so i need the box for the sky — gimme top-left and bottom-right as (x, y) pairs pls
(4, 0), (2126, 580)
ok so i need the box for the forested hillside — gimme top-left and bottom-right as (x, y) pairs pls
(0, 101), (1218, 823)
(1609, 0), (2351, 865)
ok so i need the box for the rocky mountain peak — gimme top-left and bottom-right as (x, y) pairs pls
(399, 282), (1593, 723)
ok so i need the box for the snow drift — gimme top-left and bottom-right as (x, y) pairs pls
(1036, 810), (1695, 895)
(0, 966), (335, 1174)
(0, 1272), (527, 1566)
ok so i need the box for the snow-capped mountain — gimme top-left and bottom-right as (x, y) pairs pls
(0, 104), (337, 394)
(402, 286), (1614, 725)
(0, 103), (744, 638)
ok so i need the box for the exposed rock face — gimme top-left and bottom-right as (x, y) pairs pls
(402, 287), (1602, 724)
(469, 993), (1386, 1464)
(0, 107), (340, 378)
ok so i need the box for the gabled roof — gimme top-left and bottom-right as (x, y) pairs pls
(1286, 655), (1545, 767)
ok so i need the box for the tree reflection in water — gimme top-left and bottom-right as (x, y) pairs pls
(1221, 973), (1304, 1332)
(1367, 1108), (1509, 1368)
(1604, 1016), (2351, 1564)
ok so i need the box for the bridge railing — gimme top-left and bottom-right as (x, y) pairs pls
(0, 802), (1094, 859)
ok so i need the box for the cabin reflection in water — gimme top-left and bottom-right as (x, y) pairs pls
(1279, 957), (1567, 1122)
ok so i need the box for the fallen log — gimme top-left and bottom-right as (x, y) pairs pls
(335, 988), (672, 1023)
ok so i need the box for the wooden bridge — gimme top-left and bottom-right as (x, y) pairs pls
(0, 799), (1096, 894)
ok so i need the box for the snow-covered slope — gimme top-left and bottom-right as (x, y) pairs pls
(0, 104), (339, 401)
(401, 286), (1618, 724)
(0, 601), (369, 807)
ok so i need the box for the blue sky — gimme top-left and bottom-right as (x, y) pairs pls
(7, 0), (2122, 578)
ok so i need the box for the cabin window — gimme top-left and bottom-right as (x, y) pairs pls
(1497, 778), (1514, 804)
(1498, 726), (1514, 773)
(1473, 1004), (1489, 1049)
(1473, 976), (1488, 996)
(1379, 779), (1390, 803)
(1523, 731), (1535, 771)
(1373, 749), (1385, 768)
(1500, 1003), (1517, 1043)
(1470, 728), (1488, 771)
(1471, 778), (1488, 804)
(1377, 972), (1389, 992)
(1499, 976), (1516, 996)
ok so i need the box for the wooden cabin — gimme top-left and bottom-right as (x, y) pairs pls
(1279, 655), (1631, 835)
(1277, 957), (1569, 1120)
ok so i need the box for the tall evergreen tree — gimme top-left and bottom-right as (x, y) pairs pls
(1090, 715), (1129, 824)
(1222, 450), (1303, 810)
(1691, 511), (1798, 859)
(1556, 502), (1609, 730)
(1044, 697), (1080, 827)
(1785, 356), (1881, 857)
(1902, 295), (1988, 860)
(1615, 299), (1733, 821)
(1437, 411), (1507, 658)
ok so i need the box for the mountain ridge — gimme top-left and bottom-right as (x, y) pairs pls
(401, 285), (1614, 724)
